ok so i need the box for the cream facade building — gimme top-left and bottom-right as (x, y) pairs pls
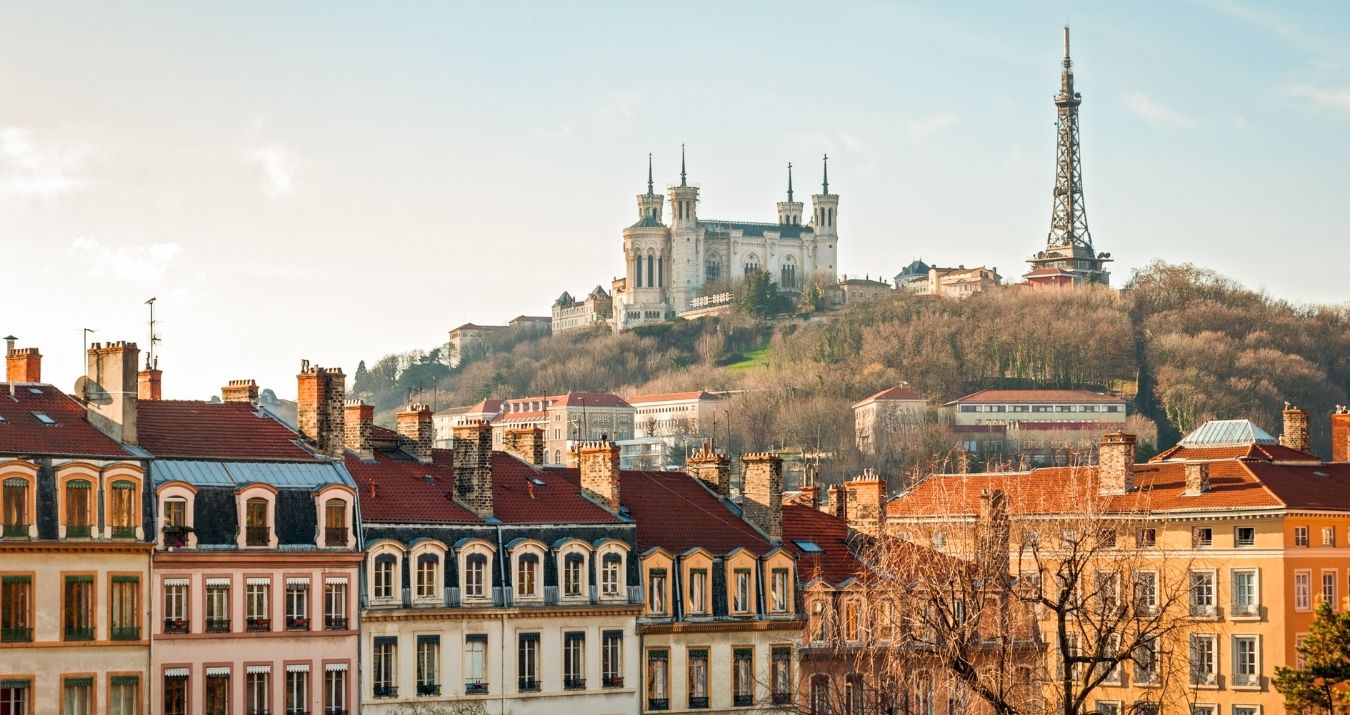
(613, 151), (840, 331)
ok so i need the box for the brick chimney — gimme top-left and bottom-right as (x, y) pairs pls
(503, 426), (545, 466)
(977, 489), (1011, 578)
(221, 379), (259, 404)
(452, 420), (494, 517)
(344, 400), (374, 460)
(397, 403), (435, 464)
(686, 441), (731, 497)
(1279, 403), (1310, 454)
(825, 484), (846, 520)
(137, 368), (162, 400)
(85, 341), (139, 445)
(296, 361), (346, 459)
(1332, 406), (1350, 463)
(579, 441), (622, 511)
(842, 469), (886, 535)
(5, 340), (41, 383)
(742, 452), (784, 544)
(1097, 432), (1137, 495)
(1184, 462), (1210, 496)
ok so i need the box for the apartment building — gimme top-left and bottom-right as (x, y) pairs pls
(434, 393), (635, 466)
(623, 391), (724, 469)
(945, 388), (1128, 466)
(851, 384), (928, 455)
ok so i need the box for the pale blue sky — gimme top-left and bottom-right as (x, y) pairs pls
(2, 1), (1347, 399)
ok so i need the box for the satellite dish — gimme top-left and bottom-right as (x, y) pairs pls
(74, 376), (113, 405)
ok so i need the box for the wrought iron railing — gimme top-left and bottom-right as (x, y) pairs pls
(286, 616), (310, 631)
(324, 527), (348, 547)
(0, 626), (32, 642)
(66, 524), (92, 539)
(64, 626), (94, 641)
(111, 626), (141, 640)
(164, 618), (189, 634)
(246, 617), (271, 632)
(416, 683), (440, 697)
(205, 618), (231, 633)
(1, 523), (28, 538)
(111, 525), (136, 539)
(465, 681), (488, 695)
(564, 677), (586, 690)
(246, 526), (271, 546)
(324, 616), (348, 630)
(372, 685), (397, 698)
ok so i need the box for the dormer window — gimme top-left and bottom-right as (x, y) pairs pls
(2, 477), (32, 538)
(733, 569), (752, 614)
(416, 554), (440, 600)
(563, 554), (585, 598)
(158, 485), (196, 549)
(601, 553), (623, 598)
(245, 498), (270, 546)
(64, 479), (93, 539)
(516, 554), (539, 598)
(109, 480), (137, 539)
(373, 555), (397, 600)
(465, 554), (488, 600)
(324, 499), (348, 547)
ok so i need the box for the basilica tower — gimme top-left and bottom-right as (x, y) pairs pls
(618, 153), (673, 329)
(776, 163), (804, 226)
(810, 154), (839, 278)
(667, 144), (702, 312)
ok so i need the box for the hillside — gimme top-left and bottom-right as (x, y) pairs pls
(349, 261), (1350, 478)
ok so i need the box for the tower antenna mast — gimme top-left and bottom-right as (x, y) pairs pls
(144, 297), (160, 370)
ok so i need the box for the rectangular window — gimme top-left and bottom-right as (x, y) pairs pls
(1233, 636), (1259, 687)
(1, 575), (33, 642)
(109, 675), (138, 715)
(2, 478), (30, 536)
(417, 635), (440, 696)
(1190, 634), (1217, 686)
(373, 557), (395, 599)
(465, 635), (488, 693)
(1235, 526), (1255, 547)
(465, 557), (486, 599)
(164, 498), (187, 528)
(688, 568), (706, 614)
(246, 580), (271, 631)
(1134, 640), (1158, 685)
(1322, 571), (1337, 606)
(285, 668), (308, 715)
(246, 671), (269, 715)
(733, 568), (752, 614)
(564, 555), (584, 597)
(1137, 528), (1156, 547)
(64, 480), (92, 537)
(1295, 526), (1309, 547)
(205, 673), (229, 715)
(109, 481), (137, 538)
(373, 637), (397, 697)
(1323, 527), (1336, 547)
(0, 680), (31, 715)
(1190, 570), (1216, 617)
(564, 631), (586, 689)
(845, 600), (861, 641)
(324, 580), (347, 630)
(649, 569), (667, 614)
(245, 498), (270, 546)
(63, 677), (92, 715)
(1133, 570), (1158, 614)
(688, 648), (709, 709)
(1193, 527), (1213, 548)
(772, 646), (792, 705)
(1232, 570), (1259, 617)
(1295, 571), (1312, 611)
(601, 555), (621, 597)
(63, 574), (94, 641)
(206, 582), (230, 632)
(324, 668), (347, 714)
(1191, 706), (1216, 715)
(1233, 708), (1258, 715)
(286, 581), (309, 630)
(416, 556), (438, 599)
(771, 568), (789, 613)
(324, 499), (347, 546)
(602, 630), (623, 688)
(733, 647), (753, 706)
(163, 581), (188, 633)
(110, 575), (140, 640)
(1096, 702), (1121, 715)
(518, 633), (540, 691)
(647, 650), (669, 711)
(164, 675), (188, 715)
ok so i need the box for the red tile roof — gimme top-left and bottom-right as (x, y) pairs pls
(782, 505), (865, 585)
(856, 385), (926, 405)
(627, 391), (721, 404)
(1244, 462), (1350, 510)
(0, 384), (132, 458)
(1150, 442), (1319, 463)
(137, 401), (318, 461)
(946, 389), (1124, 405)
(552, 392), (630, 408)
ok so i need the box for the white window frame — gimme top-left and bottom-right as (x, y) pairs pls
(1230, 569), (1260, 618)
(1189, 633), (1218, 687)
(1189, 569), (1217, 618)
(1231, 635), (1260, 688)
(1295, 570), (1312, 611)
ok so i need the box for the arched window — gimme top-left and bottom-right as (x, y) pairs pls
(563, 553), (585, 597)
(109, 480), (137, 538)
(245, 497), (270, 546)
(781, 258), (797, 289)
(517, 553), (539, 597)
(465, 554), (488, 599)
(2, 476), (32, 536)
(373, 554), (397, 600)
(635, 255), (643, 288)
(64, 479), (93, 538)
(601, 553), (623, 597)
(744, 255), (760, 275)
(163, 497), (188, 528)
(324, 498), (348, 547)
(416, 553), (439, 599)
(657, 257), (663, 287)
(646, 255), (654, 289)
(705, 258), (721, 282)
(810, 675), (831, 715)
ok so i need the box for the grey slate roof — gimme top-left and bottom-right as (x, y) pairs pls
(152, 459), (355, 489)
(699, 219), (814, 240)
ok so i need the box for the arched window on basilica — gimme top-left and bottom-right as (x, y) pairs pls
(780, 257), (797, 289)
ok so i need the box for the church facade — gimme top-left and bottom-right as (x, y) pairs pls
(613, 150), (839, 331)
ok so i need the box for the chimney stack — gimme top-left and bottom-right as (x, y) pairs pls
(137, 368), (162, 401)
(742, 452), (784, 544)
(344, 400), (375, 460)
(579, 441), (622, 511)
(1331, 406), (1350, 463)
(842, 469), (886, 535)
(296, 361), (346, 459)
(503, 426), (546, 466)
(977, 488), (1011, 578)
(221, 379), (259, 404)
(5, 340), (42, 383)
(397, 403), (435, 464)
(799, 461), (820, 508)
(452, 420), (494, 517)
(1098, 432), (1137, 495)
(85, 341), (140, 445)
(686, 442), (731, 498)
(826, 484), (846, 520)
(1280, 403), (1310, 454)
(1184, 462), (1210, 496)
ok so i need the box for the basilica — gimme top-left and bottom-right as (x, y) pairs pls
(612, 149), (840, 330)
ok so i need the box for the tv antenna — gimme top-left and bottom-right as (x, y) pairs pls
(145, 297), (161, 370)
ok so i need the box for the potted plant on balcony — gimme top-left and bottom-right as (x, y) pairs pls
(162, 525), (193, 548)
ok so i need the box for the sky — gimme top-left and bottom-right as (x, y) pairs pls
(2, 1), (1348, 400)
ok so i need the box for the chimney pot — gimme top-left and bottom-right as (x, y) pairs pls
(344, 400), (375, 460)
(1331, 406), (1350, 464)
(503, 426), (546, 466)
(687, 441), (731, 497)
(6, 343), (42, 383)
(221, 378), (259, 404)
(841, 469), (886, 535)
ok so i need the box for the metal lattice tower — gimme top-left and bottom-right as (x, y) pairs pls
(1046, 26), (1092, 250)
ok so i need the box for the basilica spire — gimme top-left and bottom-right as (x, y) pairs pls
(680, 143), (687, 187)
(821, 154), (829, 194)
(647, 153), (654, 196)
(787, 162), (794, 203)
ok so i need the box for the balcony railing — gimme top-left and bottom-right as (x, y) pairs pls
(246, 617), (271, 632)
(465, 681), (488, 695)
(648, 698), (670, 711)
(1190, 672), (1217, 687)
(1189, 602), (1217, 618)
(564, 677), (586, 690)
(64, 626), (94, 641)
(246, 710), (271, 715)
(373, 685), (397, 699)
(689, 696), (709, 709)
(734, 694), (753, 707)
(1232, 672), (1259, 687)
(246, 526), (271, 546)
(772, 693), (793, 706)
(518, 678), (540, 692)
(2, 523), (28, 538)
(324, 615), (348, 631)
(603, 676), (623, 688)
(111, 626), (141, 641)
(205, 618), (231, 633)
(416, 683), (441, 697)
(163, 527), (190, 548)
(111, 525), (136, 539)
(66, 524), (92, 539)
(1, 626), (32, 642)
(1231, 602), (1260, 618)
(164, 618), (189, 634)
(324, 527), (348, 547)
(286, 616), (310, 631)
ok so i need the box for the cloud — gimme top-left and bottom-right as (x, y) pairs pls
(249, 144), (299, 201)
(0, 126), (90, 200)
(1122, 92), (1196, 128)
(1285, 84), (1350, 116)
(836, 131), (866, 153)
(905, 114), (960, 146)
(69, 238), (182, 281)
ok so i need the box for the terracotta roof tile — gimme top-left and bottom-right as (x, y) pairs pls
(782, 505), (865, 585)
(137, 401), (317, 461)
(1151, 443), (1319, 463)
(946, 389), (1124, 405)
(857, 385), (926, 404)
(0, 383), (132, 458)
(627, 391), (721, 404)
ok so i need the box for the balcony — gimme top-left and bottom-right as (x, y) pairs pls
(772, 693), (793, 706)
(246, 526), (271, 546)
(66, 524), (92, 539)
(1, 522), (28, 538)
(603, 676), (623, 689)
(734, 694), (753, 707)
(1189, 603), (1217, 619)
(163, 618), (189, 634)
(205, 618), (231, 633)
(246, 710), (271, 715)
(1, 626), (32, 642)
(111, 525), (136, 539)
(1230, 602), (1260, 619)
(163, 526), (191, 548)
(518, 678), (540, 692)
(373, 685), (398, 699)
(64, 626), (94, 641)
(1190, 672), (1218, 687)
(111, 626), (141, 641)
(246, 617), (271, 632)
(324, 527), (348, 547)
(465, 681), (489, 695)
(324, 615), (348, 631)
(689, 696), (709, 709)
(564, 677), (586, 690)
(286, 616), (310, 631)
(648, 698), (670, 711)
(1232, 672), (1260, 688)
(417, 683), (441, 697)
